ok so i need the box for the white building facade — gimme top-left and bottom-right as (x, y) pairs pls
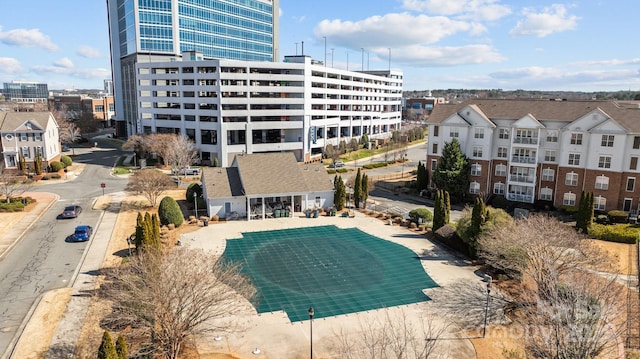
(427, 99), (640, 212)
(136, 53), (403, 167)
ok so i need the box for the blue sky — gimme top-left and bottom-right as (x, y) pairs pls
(1, 0), (638, 92)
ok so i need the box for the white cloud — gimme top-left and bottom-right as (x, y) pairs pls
(488, 65), (639, 89)
(315, 13), (479, 48)
(0, 57), (23, 74)
(509, 4), (579, 37)
(393, 44), (506, 67)
(77, 45), (102, 59)
(570, 58), (640, 67)
(0, 26), (58, 51)
(401, 0), (511, 21)
(54, 57), (74, 69)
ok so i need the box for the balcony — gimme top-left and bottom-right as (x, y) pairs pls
(507, 193), (534, 203)
(509, 175), (535, 183)
(511, 156), (537, 164)
(513, 137), (538, 145)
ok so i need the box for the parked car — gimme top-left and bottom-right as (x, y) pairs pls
(61, 205), (82, 218)
(71, 225), (93, 242)
(172, 167), (201, 176)
(329, 160), (345, 168)
(61, 144), (70, 152)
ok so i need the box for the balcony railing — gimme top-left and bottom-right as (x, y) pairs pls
(509, 175), (535, 183)
(511, 156), (537, 164)
(507, 193), (534, 203)
(513, 137), (538, 145)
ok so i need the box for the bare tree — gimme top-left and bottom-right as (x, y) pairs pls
(0, 166), (32, 203)
(101, 248), (256, 359)
(477, 214), (626, 358)
(164, 134), (199, 173)
(329, 308), (449, 359)
(125, 169), (175, 207)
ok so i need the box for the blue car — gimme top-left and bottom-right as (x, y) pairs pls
(71, 225), (93, 242)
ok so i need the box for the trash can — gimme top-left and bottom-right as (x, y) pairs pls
(203, 218), (209, 226)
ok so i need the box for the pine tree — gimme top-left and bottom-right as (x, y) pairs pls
(433, 190), (444, 231)
(444, 190), (451, 225)
(432, 138), (470, 202)
(98, 331), (118, 359)
(34, 151), (43, 175)
(353, 168), (362, 208)
(144, 212), (153, 247)
(469, 197), (486, 239)
(115, 334), (128, 359)
(416, 161), (429, 192)
(576, 191), (586, 232)
(333, 175), (346, 211)
(361, 173), (369, 207)
(134, 212), (144, 249)
(151, 213), (161, 246)
(18, 153), (26, 174)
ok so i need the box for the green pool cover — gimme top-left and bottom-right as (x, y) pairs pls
(222, 225), (438, 322)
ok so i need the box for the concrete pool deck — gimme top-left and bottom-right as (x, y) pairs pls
(182, 211), (480, 358)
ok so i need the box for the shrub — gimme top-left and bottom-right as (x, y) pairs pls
(561, 205), (578, 213)
(186, 183), (202, 203)
(158, 196), (184, 227)
(60, 155), (72, 167)
(408, 208), (433, 224)
(608, 210), (628, 224)
(588, 223), (639, 244)
(50, 161), (64, 172)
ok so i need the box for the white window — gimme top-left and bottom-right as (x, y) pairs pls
(498, 128), (509, 139)
(627, 177), (636, 192)
(495, 164), (507, 177)
(563, 192), (577, 206)
(570, 133), (583, 145)
(474, 128), (484, 139)
(21, 146), (30, 158)
(493, 182), (505, 194)
(544, 150), (556, 162)
(601, 135), (614, 147)
(20, 133), (28, 141)
(565, 172), (578, 186)
(594, 196), (607, 211)
(471, 163), (482, 176)
(449, 128), (459, 138)
(473, 146), (483, 158)
(568, 153), (580, 166)
(497, 147), (507, 158)
(540, 187), (553, 201)
(595, 175), (609, 190)
(470, 182), (480, 194)
(598, 156), (611, 169)
(431, 159), (437, 171)
(34, 133), (42, 141)
(546, 131), (558, 142)
(542, 168), (555, 181)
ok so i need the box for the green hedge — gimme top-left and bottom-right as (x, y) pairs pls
(588, 223), (639, 244)
(0, 196), (36, 212)
(607, 210), (628, 223)
(50, 161), (64, 172)
(60, 155), (72, 167)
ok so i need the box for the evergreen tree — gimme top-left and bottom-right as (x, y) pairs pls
(18, 153), (26, 174)
(444, 190), (451, 225)
(433, 190), (444, 231)
(115, 334), (128, 359)
(98, 331), (118, 359)
(576, 191), (586, 231)
(432, 138), (470, 202)
(587, 192), (595, 228)
(151, 213), (161, 246)
(333, 175), (346, 210)
(353, 168), (362, 208)
(34, 151), (43, 175)
(158, 196), (184, 227)
(361, 173), (369, 208)
(469, 197), (486, 240)
(134, 212), (144, 249)
(416, 161), (429, 192)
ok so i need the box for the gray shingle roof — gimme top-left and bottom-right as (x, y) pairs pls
(427, 99), (640, 131)
(203, 152), (334, 199)
(0, 111), (52, 132)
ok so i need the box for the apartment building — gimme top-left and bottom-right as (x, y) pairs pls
(50, 94), (115, 127)
(426, 99), (640, 212)
(106, 0), (279, 138)
(0, 112), (61, 173)
(136, 53), (403, 167)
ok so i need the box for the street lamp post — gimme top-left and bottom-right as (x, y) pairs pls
(308, 307), (314, 359)
(401, 153), (407, 178)
(483, 274), (492, 338)
(194, 192), (198, 219)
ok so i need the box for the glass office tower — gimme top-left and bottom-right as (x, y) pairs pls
(106, 0), (280, 137)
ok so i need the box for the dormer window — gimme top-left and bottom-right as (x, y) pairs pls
(25, 122), (32, 130)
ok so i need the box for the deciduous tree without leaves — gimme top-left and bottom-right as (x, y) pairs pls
(125, 169), (174, 207)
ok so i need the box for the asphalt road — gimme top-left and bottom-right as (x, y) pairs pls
(0, 144), (128, 356)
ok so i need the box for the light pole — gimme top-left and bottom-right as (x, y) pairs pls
(133, 151), (137, 168)
(483, 274), (492, 338)
(401, 153), (407, 178)
(308, 307), (314, 359)
(194, 192), (198, 218)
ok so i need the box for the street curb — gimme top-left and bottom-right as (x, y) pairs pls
(0, 295), (44, 359)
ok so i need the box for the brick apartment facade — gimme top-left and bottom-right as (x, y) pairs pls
(426, 99), (640, 212)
